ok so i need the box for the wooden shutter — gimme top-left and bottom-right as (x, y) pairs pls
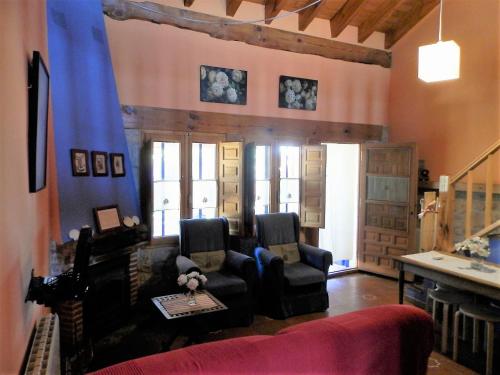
(218, 142), (244, 235)
(358, 143), (418, 278)
(300, 145), (326, 228)
(140, 140), (153, 240)
(243, 143), (256, 236)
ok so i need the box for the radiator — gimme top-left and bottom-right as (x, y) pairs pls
(25, 314), (61, 375)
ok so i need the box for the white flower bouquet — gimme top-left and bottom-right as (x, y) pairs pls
(177, 271), (208, 295)
(454, 236), (490, 258)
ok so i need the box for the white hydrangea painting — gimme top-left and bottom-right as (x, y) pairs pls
(278, 75), (318, 111)
(200, 65), (247, 105)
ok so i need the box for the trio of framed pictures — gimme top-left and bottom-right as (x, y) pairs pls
(71, 149), (125, 177)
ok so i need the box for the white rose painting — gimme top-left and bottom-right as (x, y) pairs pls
(278, 75), (318, 111)
(200, 65), (247, 105)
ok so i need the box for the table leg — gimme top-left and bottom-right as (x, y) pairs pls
(398, 269), (405, 304)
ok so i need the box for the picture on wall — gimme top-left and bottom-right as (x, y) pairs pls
(110, 153), (125, 177)
(278, 75), (318, 111)
(91, 151), (108, 177)
(71, 149), (89, 176)
(200, 65), (247, 105)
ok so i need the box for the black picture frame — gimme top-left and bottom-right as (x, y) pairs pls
(278, 75), (318, 111)
(71, 149), (90, 176)
(110, 153), (126, 177)
(200, 65), (247, 105)
(91, 151), (108, 177)
(28, 51), (50, 192)
(93, 204), (123, 233)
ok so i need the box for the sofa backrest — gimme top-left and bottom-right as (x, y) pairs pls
(90, 305), (434, 375)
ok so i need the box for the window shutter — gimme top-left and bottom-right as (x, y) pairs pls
(218, 142), (244, 235)
(243, 143), (256, 236)
(300, 145), (326, 228)
(140, 140), (153, 240)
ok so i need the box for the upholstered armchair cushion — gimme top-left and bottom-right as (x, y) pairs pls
(204, 272), (247, 297)
(283, 263), (325, 287)
(268, 243), (301, 264)
(191, 250), (226, 273)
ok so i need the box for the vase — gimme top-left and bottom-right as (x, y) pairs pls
(186, 291), (197, 306)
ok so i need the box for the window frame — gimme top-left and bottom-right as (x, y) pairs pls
(254, 143), (273, 215)
(275, 138), (302, 215)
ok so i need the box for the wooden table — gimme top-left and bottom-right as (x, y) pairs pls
(396, 251), (500, 304)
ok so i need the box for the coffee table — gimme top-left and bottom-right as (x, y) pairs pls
(151, 290), (227, 349)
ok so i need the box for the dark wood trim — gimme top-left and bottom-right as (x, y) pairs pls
(265, 0), (290, 25)
(183, 0), (194, 7)
(329, 0), (364, 38)
(298, 0), (328, 31)
(226, 0), (243, 17)
(121, 105), (385, 144)
(358, 0), (405, 43)
(101, 0), (391, 68)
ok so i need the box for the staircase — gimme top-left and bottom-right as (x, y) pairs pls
(437, 139), (500, 251)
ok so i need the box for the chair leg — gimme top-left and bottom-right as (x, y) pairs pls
(453, 310), (461, 361)
(486, 322), (494, 375)
(473, 318), (480, 353)
(442, 303), (449, 353)
(462, 315), (468, 340)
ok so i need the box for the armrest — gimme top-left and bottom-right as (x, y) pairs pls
(298, 243), (332, 277)
(175, 255), (201, 275)
(226, 250), (257, 284)
(254, 247), (284, 293)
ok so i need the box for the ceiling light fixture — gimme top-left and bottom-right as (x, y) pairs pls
(418, 0), (460, 83)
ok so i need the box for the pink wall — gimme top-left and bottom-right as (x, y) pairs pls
(389, 0), (500, 181)
(0, 1), (59, 373)
(104, 8), (390, 127)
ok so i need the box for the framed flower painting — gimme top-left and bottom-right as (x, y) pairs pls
(278, 75), (318, 111)
(200, 65), (247, 105)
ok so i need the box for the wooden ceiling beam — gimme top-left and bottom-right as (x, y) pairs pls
(385, 0), (439, 49)
(265, 0), (290, 25)
(298, 0), (328, 31)
(102, 0), (391, 68)
(358, 0), (405, 43)
(226, 0), (244, 17)
(330, 0), (364, 38)
(183, 0), (194, 7)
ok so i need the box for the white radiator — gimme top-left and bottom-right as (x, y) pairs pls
(25, 314), (61, 375)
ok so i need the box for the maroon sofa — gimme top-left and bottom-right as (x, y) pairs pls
(89, 305), (433, 375)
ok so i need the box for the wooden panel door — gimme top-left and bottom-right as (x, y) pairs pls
(218, 142), (244, 236)
(358, 143), (417, 278)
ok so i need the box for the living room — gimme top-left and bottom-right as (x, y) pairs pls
(1, 0), (499, 374)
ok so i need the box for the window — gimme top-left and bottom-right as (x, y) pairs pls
(279, 145), (300, 214)
(192, 143), (217, 219)
(152, 141), (181, 237)
(255, 145), (271, 215)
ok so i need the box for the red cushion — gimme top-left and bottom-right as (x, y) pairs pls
(90, 305), (433, 375)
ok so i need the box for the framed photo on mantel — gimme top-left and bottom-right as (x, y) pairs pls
(93, 205), (123, 233)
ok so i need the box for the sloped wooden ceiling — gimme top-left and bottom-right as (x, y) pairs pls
(183, 0), (439, 49)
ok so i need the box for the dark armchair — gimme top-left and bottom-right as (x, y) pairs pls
(176, 217), (256, 326)
(255, 213), (332, 319)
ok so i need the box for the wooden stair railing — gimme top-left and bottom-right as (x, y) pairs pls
(437, 139), (500, 251)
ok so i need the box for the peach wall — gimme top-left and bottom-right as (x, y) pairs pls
(0, 1), (59, 373)
(389, 0), (500, 181)
(105, 1), (390, 126)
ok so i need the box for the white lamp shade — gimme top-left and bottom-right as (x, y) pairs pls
(418, 40), (460, 83)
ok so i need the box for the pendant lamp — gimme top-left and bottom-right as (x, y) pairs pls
(418, 0), (460, 83)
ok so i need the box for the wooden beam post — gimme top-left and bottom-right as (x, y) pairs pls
(183, 0), (194, 7)
(101, 0), (391, 68)
(385, 0), (439, 49)
(358, 0), (404, 43)
(265, 0), (289, 25)
(330, 0), (364, 38)
(298, 0), (327, 31)
(226, 0), (243, 17)
(419, 191), (437, 252)
(484, 154), (494, 227)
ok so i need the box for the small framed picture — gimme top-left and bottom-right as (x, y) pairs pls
(110, 153), (125, 177)
(71, 149), (90, 176)
(91, 151), (108, 177)
(93, 205), (123, 233)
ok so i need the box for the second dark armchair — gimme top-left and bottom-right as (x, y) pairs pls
(176, 217), (256, 326)
(255, 213), (332, 319)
